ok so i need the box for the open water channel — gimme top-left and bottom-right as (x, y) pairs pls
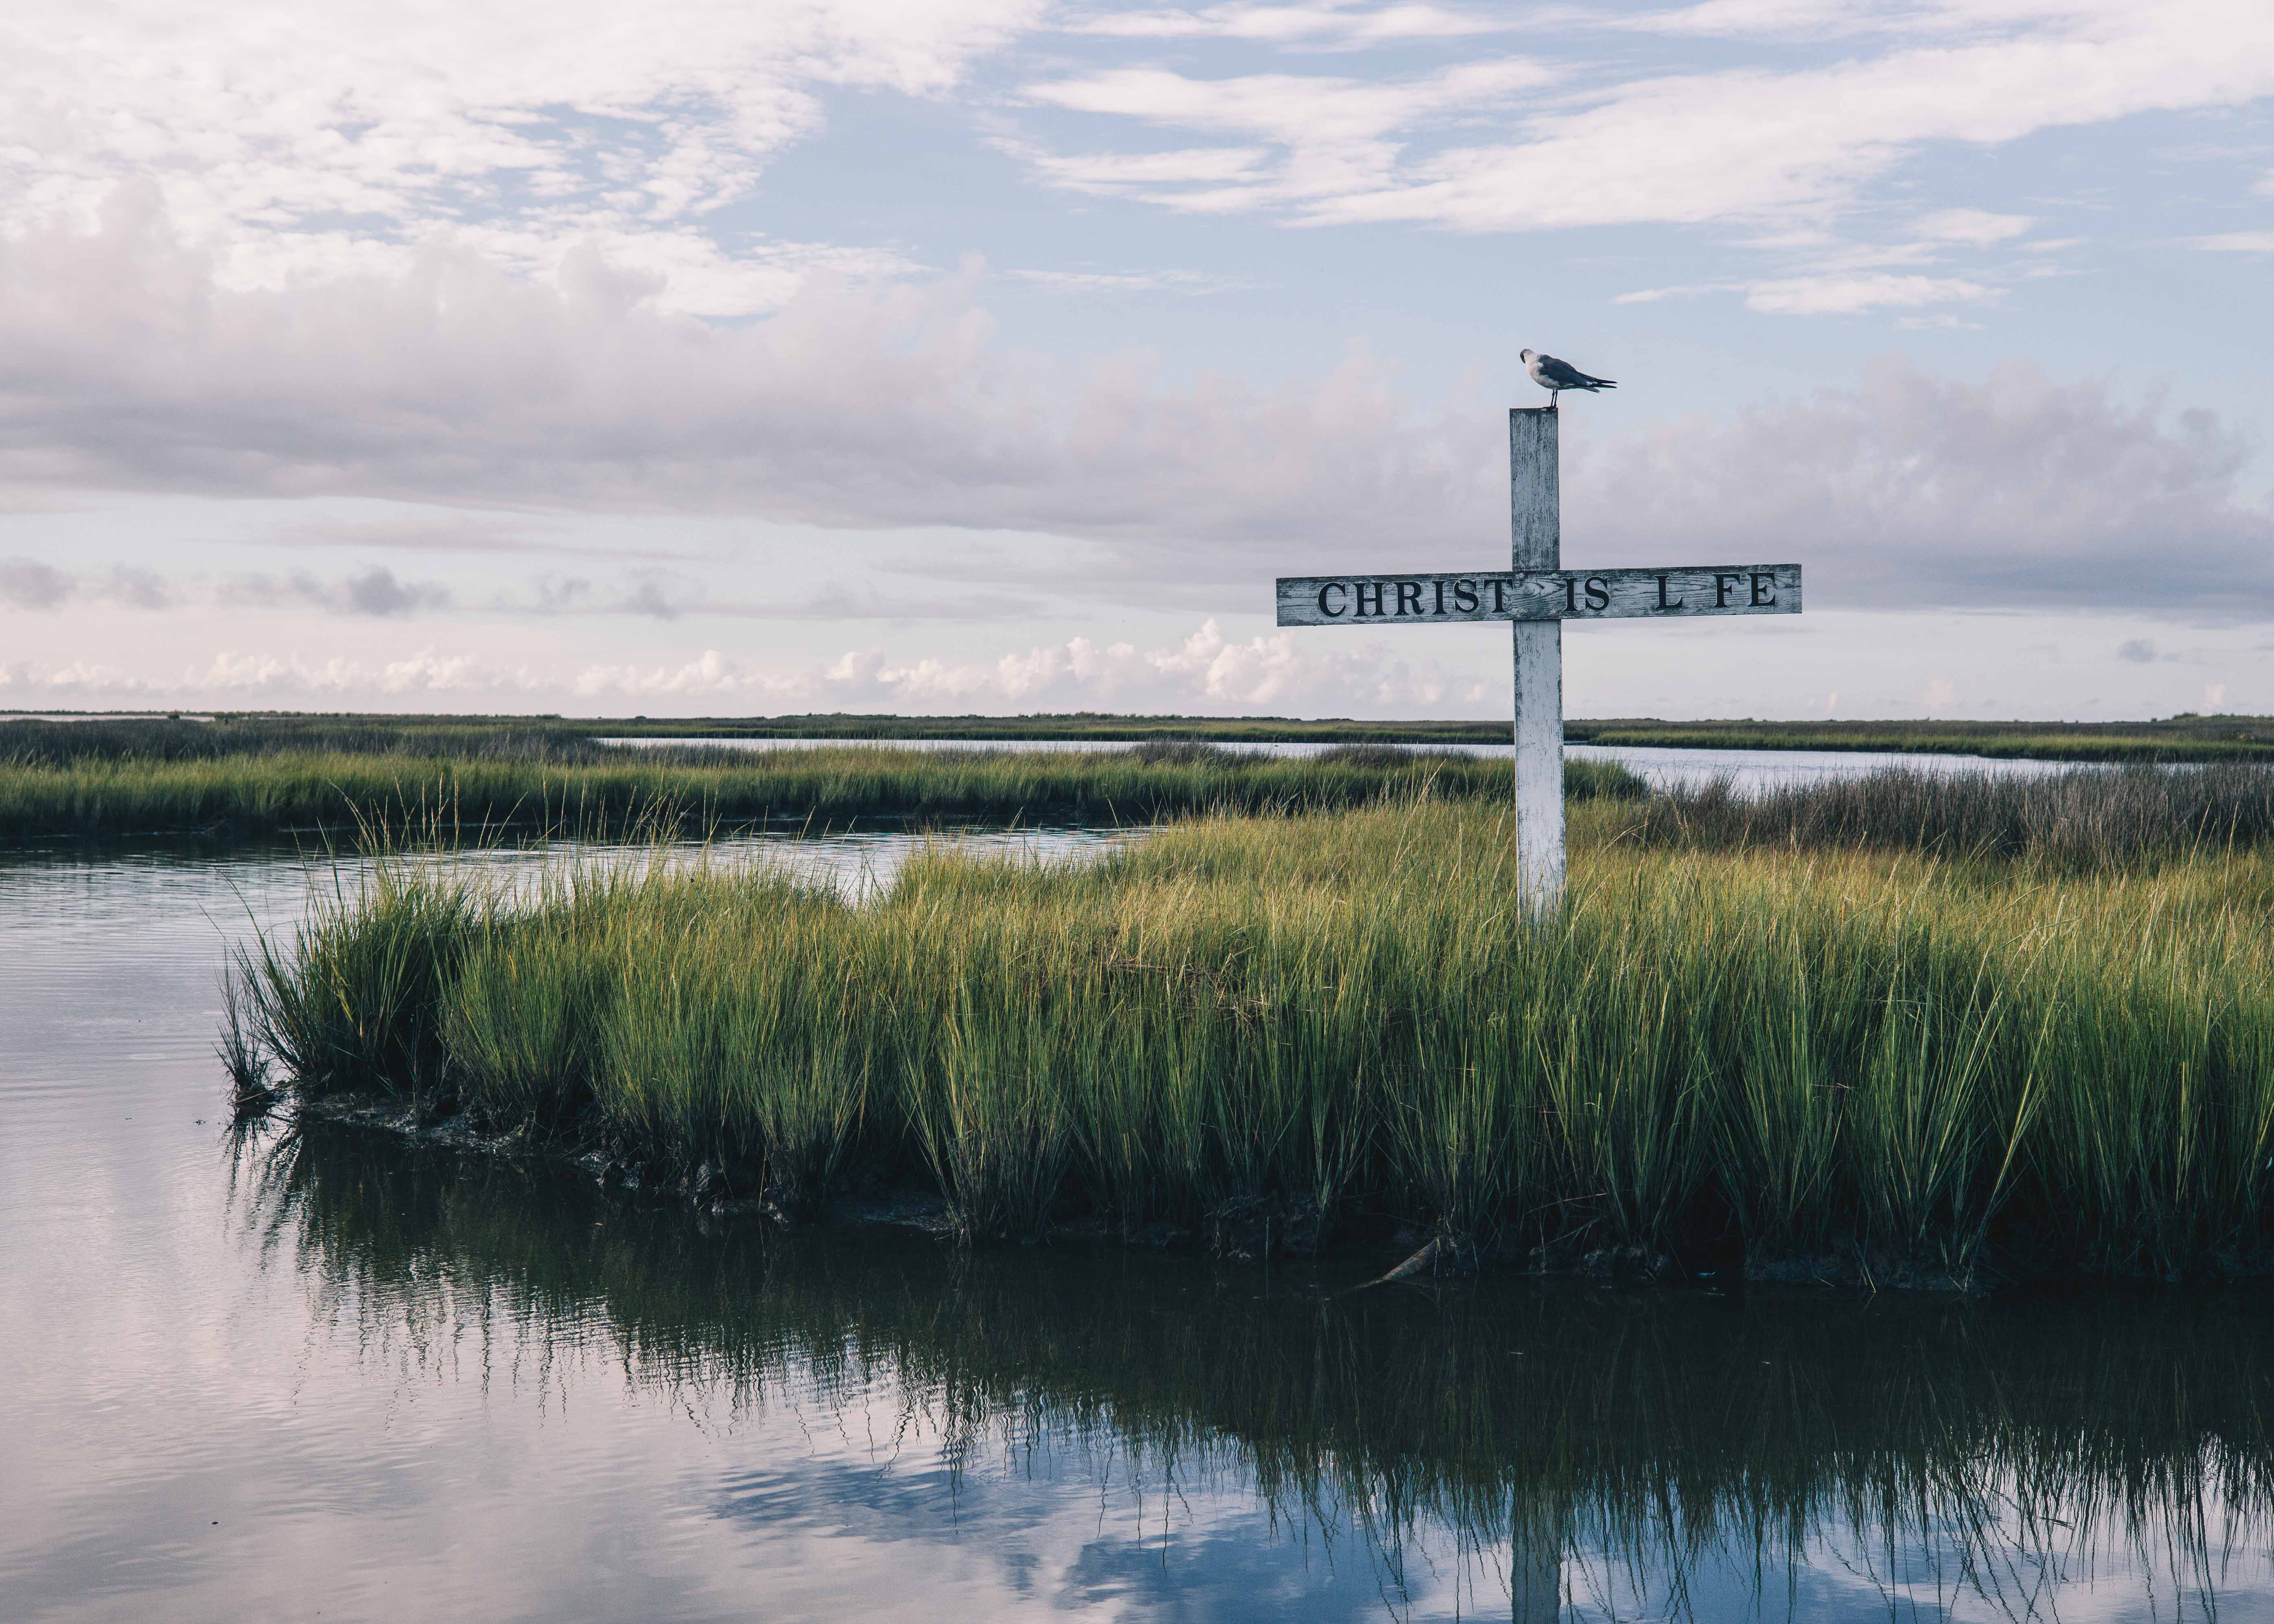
(6, 754), (2271, 1622)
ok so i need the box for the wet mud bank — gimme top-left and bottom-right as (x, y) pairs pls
(286, 1093), (2270, 1294)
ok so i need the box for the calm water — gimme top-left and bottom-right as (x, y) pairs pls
(601, 736), (2084, 793)
(6, 833), (2272, 1623)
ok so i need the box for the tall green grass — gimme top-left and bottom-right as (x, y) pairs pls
(1620, 761), (2274, 864)
(234, 792), (2274, 1280)
(0, 741), (1639, 840)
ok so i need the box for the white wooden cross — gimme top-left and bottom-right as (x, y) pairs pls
(1276, 405), (1801, 911)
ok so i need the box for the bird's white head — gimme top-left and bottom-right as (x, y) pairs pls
(1519, 348), (1536, 362)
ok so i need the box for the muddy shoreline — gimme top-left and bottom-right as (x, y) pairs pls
(281, 1093), (2096, 1294)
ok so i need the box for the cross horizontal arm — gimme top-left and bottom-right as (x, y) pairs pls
(1274, 564), (1800, 627)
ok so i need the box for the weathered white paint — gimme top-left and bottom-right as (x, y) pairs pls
(1273, 564), (1801, 627)
(1509, 407), (1563, 914)
(1269, 399), (1803, 916)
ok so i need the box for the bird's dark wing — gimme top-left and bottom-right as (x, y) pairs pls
(1538, 355), (1613, 389)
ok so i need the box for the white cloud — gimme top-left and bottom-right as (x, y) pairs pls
(571, 649), (802, 702)
(1614, 270), (1994, 313)
(0, 646), (551, 701)
(0, 199), (1500, 560)
(1061, 2), (1510, 45)
(1915, 208), (2035, 245)
(1017, 1), (2274, 234)
(1610, 284), (1703, 304)
(1021, 146), (1276, 195)
(1607, 0), (1904, 40)
(11, 0), (2263, 340)
(1005, 265), (1265, 295)
(1022, 59), (1557, 212)
(1604, 202), (2049, 313)
(1, 208), (2266, 621)
(583, 624), (1371, 708)
(1742, 272), (1992, 314)
(1569, 356), (2274, 614)
(0, 1), (1036, 316)
(1607, 0), (2142, 43)
(2191, 231), (2274, 253)
(0, 619), (1492, 715)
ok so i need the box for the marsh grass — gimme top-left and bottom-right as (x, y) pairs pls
(1568, 713), (2274, 762)
(216, 978), (276, 1119)
(0, 714), (607, 766)
(0, 738), (1640, 840)
(234, 782), (2274, 1277)
(1617, 762), (2274, 865)
(233, 857), (483, 1099)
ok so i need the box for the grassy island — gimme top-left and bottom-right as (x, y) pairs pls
(230, 763), (2274, 1286)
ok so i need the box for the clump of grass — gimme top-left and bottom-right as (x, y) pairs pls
(593, 869), (876, 1211)
(1312, 743), (1416, 769)
(1616, 762), (2274, 866)
(1128, 737), (1237, 767)
(231, 796), (2274, 1280)
(230, 855), (485, 1100)
(216, 969), (277, 1120)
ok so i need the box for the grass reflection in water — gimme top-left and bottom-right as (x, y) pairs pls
(237, 1119), (2274, 1623)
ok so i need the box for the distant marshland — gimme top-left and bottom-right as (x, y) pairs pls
(0, 717), (1641, 842)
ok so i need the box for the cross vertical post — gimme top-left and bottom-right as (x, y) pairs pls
(1509, 406), (1563, 913)
(1272, 401), (1798, 918)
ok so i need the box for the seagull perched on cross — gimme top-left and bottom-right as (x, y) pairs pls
(1521, 349), (1616, 405)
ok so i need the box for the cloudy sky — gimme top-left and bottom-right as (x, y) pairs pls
(1, 0), (2270, 720)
